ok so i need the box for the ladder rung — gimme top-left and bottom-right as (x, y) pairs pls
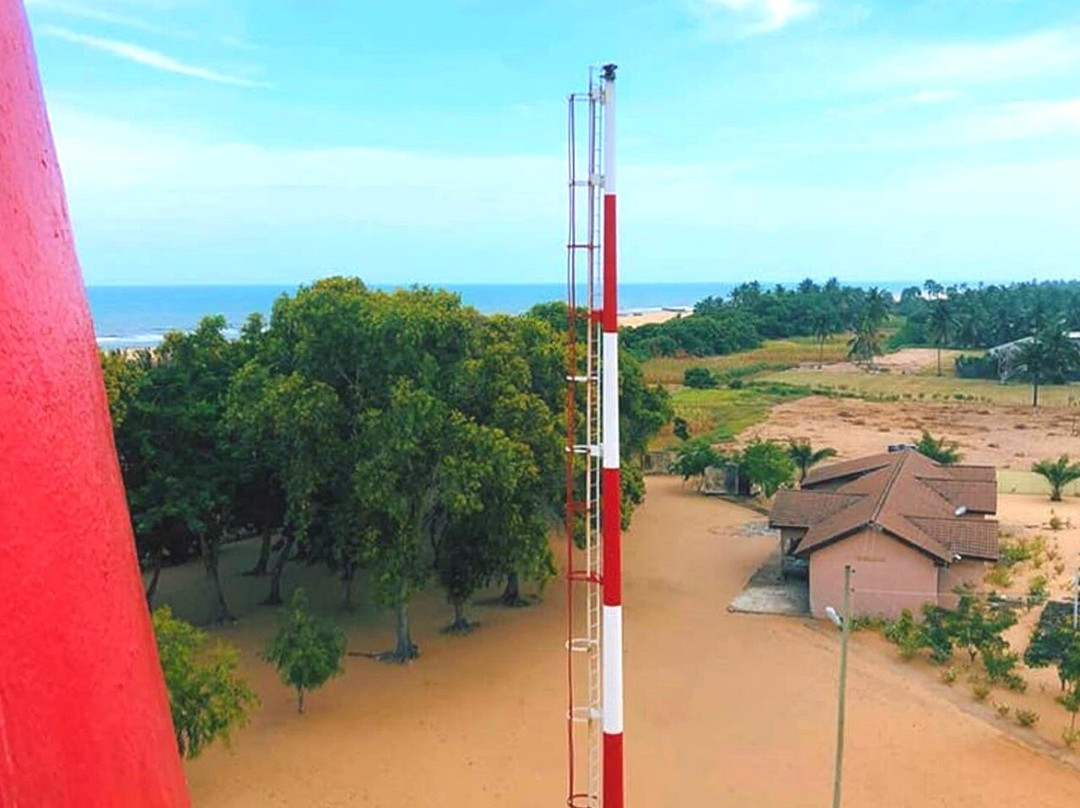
(567, 637), (598, 652)
(568, 706), (602, 723)
(566, 374), (597, 383)
(567, 444), (600, 457)
(567, 570), (602, 584)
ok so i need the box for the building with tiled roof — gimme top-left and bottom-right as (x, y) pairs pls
(769, 448), (998, 618)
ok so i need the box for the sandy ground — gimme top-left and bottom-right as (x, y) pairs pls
(617, 309), (687, 329)
(746, 395), (1080, 469)
(803, 347), (967, 375)
(175, 477), (1080, 807)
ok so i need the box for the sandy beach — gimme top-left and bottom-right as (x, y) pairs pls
(617, 309), (688, 329)
(169, 475), (1080, 807)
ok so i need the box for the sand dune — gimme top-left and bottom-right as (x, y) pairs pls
(176, 477), (1080, 806)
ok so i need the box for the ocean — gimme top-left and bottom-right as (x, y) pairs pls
(87, 281), (917, 350)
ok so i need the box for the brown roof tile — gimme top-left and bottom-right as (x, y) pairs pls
(907, 517), (1000, 560)
(768, 449), (999, 563)
(769, 490), (864, 528)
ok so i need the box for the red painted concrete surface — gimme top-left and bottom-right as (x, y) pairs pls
(0, 2), (190, 805)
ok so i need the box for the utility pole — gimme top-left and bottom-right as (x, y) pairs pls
(1073, 568), (1078, 630)
(833, 565), (853, 808)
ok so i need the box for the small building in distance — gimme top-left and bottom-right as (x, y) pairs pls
(769, 449), (999, 619)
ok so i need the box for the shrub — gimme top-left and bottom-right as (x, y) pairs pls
(984, 648), (1021, 685)
(985, 564), (1013, 588)
(884, 609), (924, 660)
(941, 667), (958, 685)
(1063, 728), (1080, 749)
(672, 416), (690, 441)
(995, 702), (1011, 718)
(263, 588), (347, 714)
(1015, 708), (1040, 728)
(999, 539), (1033, 567)
(683, 367), (717, 389)
(152, 606), (258, 759)
(971, 681), (991, 702)
(1027, 575), (1050, 608)
(728, 378), (744, 390)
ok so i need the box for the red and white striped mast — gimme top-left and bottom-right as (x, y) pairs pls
(598, 62), (624, 808)
(564, 62), (622, 808)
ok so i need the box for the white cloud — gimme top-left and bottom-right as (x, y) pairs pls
(27, 0), (172, 35)
(39, 25), (267, 87)
(690, 0), (818, 35)
(906, 89), (959, 105)
(857, 29), (1080, 88)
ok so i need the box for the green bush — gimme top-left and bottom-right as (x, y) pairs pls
(152, 606), (258, 759)
(683, 367), (718, 389)
(884, 609), (924, 659)
(985, 564), (1013, 588)
(971, 681), (991, 702)
(1015, 708), (1039, 727)
(1027, 575), (1050, 607)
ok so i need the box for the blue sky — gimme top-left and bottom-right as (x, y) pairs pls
(24, 0), (1080, 286)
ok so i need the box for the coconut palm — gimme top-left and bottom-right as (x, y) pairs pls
(915, 430), (962, 464)
(811, 310), (833, 366)
(847, 317), (883, 367)
(787, 439), (838, 483)
(1031, 455), (1080, 502)
(927, 298), (956, 377)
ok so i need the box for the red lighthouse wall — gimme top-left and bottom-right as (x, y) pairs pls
(0, 2), (191, 805)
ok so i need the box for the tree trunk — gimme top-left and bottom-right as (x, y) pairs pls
(500, 570), (529, 607)
(392, 599), (419, 661)
(203, 536), (234, 624)
(1051, 485), (1063, 503)
(340, 561), (356, 611)
(264, 534), (295, 606)
(297, 687), (305, 715)
(819, 339), (824, 366)
(145, 550), (163, 608)
(243, 528), (273, 577)
(1033, 374), (1040, 407)
(445, 598), (473, 634)
(937, 346), (942, 377)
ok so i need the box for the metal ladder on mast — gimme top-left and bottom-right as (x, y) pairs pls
(565, 73), (604, 808)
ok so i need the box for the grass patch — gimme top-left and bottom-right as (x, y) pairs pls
(655, 386), (806, 447)
(642, 337), (851, 386)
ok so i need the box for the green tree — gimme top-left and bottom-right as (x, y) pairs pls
(672, 438), (723, 489)
(1031, 455), (1080, 502)
(263, 589), (346, 714)
(811, 309), (834, 365)
(927, 298), (956, 376)
(915, 430), (962, 465)
(152, 606), (257, 758)
(737, 439), (795, 498)
(786, 438), (837, 483)
(116, 317), (245, 621)
(847, 317), (884, 366)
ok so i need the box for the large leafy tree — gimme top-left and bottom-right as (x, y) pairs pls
(114, 316), (246, 621)
(1031, 455), (1080, 502)
(738, 439), (795, 498)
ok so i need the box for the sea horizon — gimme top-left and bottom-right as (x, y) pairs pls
(87, 279), (941, 349)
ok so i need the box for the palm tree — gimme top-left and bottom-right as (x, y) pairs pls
(811, 310), (833, 366)
(1041, 325), (1080, 384)
(927, 298), (956, 377)
(915, 430), (962, 464)
(1031, 455), (1080, 502)
(1016, 336), (1047, 407)
(864, 287), (890, 329)
(847, 317), (883, 367)
(787, 439), (838, 483)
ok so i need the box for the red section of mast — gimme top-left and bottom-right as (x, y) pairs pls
(0, 3), (190, 804)
(599, 62), (624, 808)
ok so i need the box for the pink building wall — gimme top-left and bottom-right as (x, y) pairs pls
(938, 560), (989, 609)
(808, 528), (939, 619)
(0, 2), (190, 804)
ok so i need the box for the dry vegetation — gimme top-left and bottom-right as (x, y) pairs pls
(641, 336), (851, 386)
